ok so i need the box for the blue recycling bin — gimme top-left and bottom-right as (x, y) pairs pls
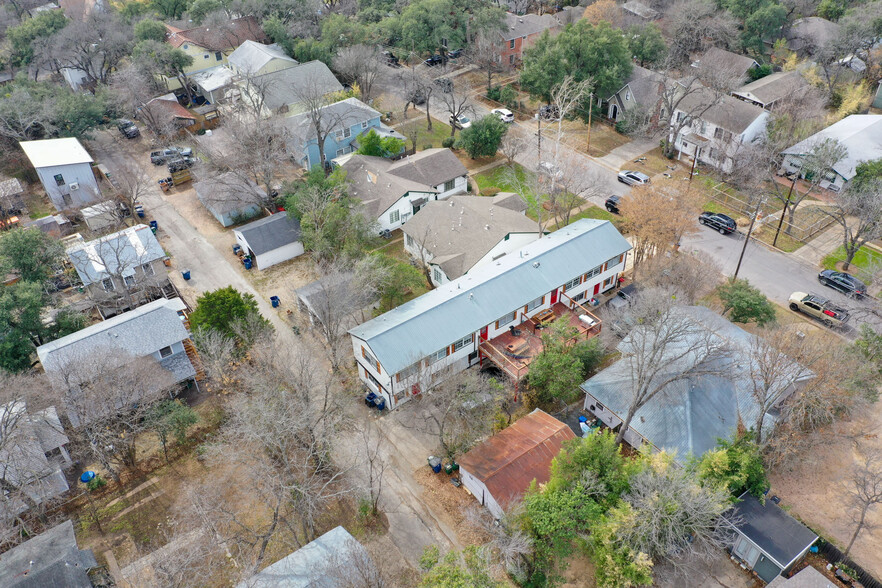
(135, 205), (145, 218)
(232, 244), (242, 255)
(270, 295), (280, 308)
(243, 257), (253, 270)
(428, 456), (442, 473)
(181, 269), (191, 280)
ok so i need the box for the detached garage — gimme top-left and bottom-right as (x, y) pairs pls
(233, 213), (304, 270)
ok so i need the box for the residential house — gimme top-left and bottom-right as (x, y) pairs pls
(672, 88), (769, 173)
(37, 297), (203, 427)
(349, 219), (630, 409)
(458, 409), (575, 518)
(732, 71), (812, 110)
(227, 40), (297, 77)
(0, 520), (98, 588)
(237, 527), (375, 588)
(194, 172), (264, 227)
(606, 65), (667, 122)
(0, 402), (72, 521)
(622, 1), (660, 22)
(731, 493), (819, 583)
(239, 60), (343, 117)
(66, 224), (170, 316)
(766, 566), (834, 587)
(233, 213), (304, 270)
(341, 148), (469, 233)
(581, 306), (811, 456)
(285, 98), (399, 170)
(25, 214), (72, 238)
(780, 114), (882, 192)
(19, 138), (100, 211)
(691, 47), (760, 82)
(162, 17), (269, 92)
(402, 193), (540, 285)
(499, 12), (561, 66)
(142, 94), (198, 133)
(785, 17), (840, 57)
(80, 200), (125, 233)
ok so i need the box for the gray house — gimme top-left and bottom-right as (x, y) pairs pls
(233, 213), (304, 270)
(606, 65), (667, 122)
(0, 520), (98, 588)
(19, 138), (100, 211)
(732, 71), (812, 110)
(194, 172), (264, 227)
(240, 60), (343, 116)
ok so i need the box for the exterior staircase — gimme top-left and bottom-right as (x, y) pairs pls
(182, 338), (205, 381)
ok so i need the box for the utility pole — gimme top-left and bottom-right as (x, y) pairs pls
(734, 197), (764, 281)
(537, 116), (542, 161)
(772, 174), (798, 248)
(689, 146), (701, 184)
(586, 92), (593, 155)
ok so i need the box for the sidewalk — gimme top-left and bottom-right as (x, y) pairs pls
(788, 222), (841, 267)
(598, 137), (658, 170)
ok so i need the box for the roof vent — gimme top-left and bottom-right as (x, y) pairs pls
(533, 261), (540, 268)
(469, 292), (475, 300)
(485, 224), (490, 230)
(519, 18), (524, 22)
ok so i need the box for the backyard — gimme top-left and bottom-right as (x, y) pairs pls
(395, 116), (454, 150)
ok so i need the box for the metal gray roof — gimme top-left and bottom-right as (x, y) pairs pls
(248, 60), (343, 112)
(386, 148), (468, 187)
(285, 97), (381, 150)
(732, 493), (818, 568)
(66, 224), (166, 286)
(581, 306), (810, 462)
(227, 40), (297, 75)
(733, 71), (810, 107)
(194, 171), (265, 216)
(781, 114), (882, 181)
(677, 87), (768, 134)
(501, 12), (559, 41)
(350, 219), (631, 375)
(2, 520), (98, 588)
(234, 213), (301, 255)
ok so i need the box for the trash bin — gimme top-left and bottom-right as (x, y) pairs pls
(243, 257), (253, 270)
(135, 205), (145, 218)
(232, 244), (241, 255)
(270, 295), (280, 308)
(181, 269), (191, 280)
(428, 456), (442, 473)
(149, 220), (158, 234)
(444, 461), (459, 474)
(374, 397), (386, 411)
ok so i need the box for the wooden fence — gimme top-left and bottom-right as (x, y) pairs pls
(814, 540), (882, 588)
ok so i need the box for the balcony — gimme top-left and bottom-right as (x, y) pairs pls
(479, 298), (602, 383)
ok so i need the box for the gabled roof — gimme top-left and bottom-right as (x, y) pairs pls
(19, 138), (92, 168)
(786, 17), (840, 54)
(781, 114), (882, 181)
(246, 60), (343, 112)
(581, 306), (810, 462)
(733, 71), (810, 108)
(1, 520), (97, 588)
(458, 409), (575, 507)
(608, 65), (667, 107)
(732, 493), (818, 568)
(66, 224), (166, 287)
(37, 297), (190, 377)
(501, 12), (560, 41)
(144, 97), (196, 124)
(622, 1), (659, 19)
(194, 172), (265, 216)
(692, 47), (758, 80)
(677, 87), (768, 134)
(386, 148), (468, 187)
(401, 194), (538, 279)
(234, 213), (302, 255)
(165, 17), (268, 52)
(766, 566), (834, 588)
(285, 98), (380, 155)
(350, 219), (631, 375)
(227, 40), (297, 75)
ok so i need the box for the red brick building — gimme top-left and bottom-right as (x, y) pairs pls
(499, 13), (561, 67)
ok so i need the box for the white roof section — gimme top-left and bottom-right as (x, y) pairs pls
(190, 65), (234, 92)
(66, 224), (166, 286)
(350, 219), (631, 375)
(227, 40), (297, 75)
(19, 138), (93, 168)
(782, 114), (882, 181)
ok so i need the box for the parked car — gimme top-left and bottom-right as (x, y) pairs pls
(608, 283), (638, 311)
(151, 147), (193, 165)
(447, 48), (463, 59)
(408, 89), (426, 105)
(698, 211), (737, 234)
(789, 292), (850, 328)
(382, 51), (400, 67)
(117, 119), (140, 139)
(617, 170), (651, 186)
(450, 115), (471, 129)
(491, 108), (514, 123)
(424, 54), (444, 67)
(434, 77), (452, 93)
(818, 269), (867, 298)
(605, 195), (621, 214)
(167, 156), (196, 172)
(538, 104), (560, 121)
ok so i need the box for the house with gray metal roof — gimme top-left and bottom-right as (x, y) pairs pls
(732, 71), (812, 110)
(691, 47), (760, 82)
(581, 306), (812, 457)
(194, 172), (264, 227)
(233, 213), (303, 270)
(781, 114), (882, 192)
(342, 149), (469, 232)
(0, 520), (98, 588)
(402, 193), (539, 284)
(227, 40), (297, 77)
(238, 60), (343, 117)
(350, 219), (631, 409)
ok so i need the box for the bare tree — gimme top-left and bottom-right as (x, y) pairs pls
(44, 11), (133, 87)
(658, 74), (741, 159)
(819, 182), (882, 271)
(109, 160), (151, 220)
(500, 129), (528, 166)
(295, 78), (353, 172)
(636, 253), (722, 304)
(469, 32), (507, 94)
(437, 77), (474, 137)
(401, 67), (435, 132)
(844, 447), (882, 558)
(0, 86), (56, 141)
(313, 536), (387, 588)
(359, 420), (388, 517)
(333, 45), (383, 103)
(664, 0), (739, 66)
(466, 505), (533, 578)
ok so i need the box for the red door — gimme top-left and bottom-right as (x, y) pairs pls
(593, 283), (601, 295)
(550, 289), (558, 305)
(480, 325), (489, 341)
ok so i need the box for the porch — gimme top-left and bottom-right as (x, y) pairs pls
(478, 299), (602, 382)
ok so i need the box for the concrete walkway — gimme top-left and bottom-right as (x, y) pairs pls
(597, 137), (659, 170)
(789, 222), (842, 267)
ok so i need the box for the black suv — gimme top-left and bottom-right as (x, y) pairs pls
(818, 269), (867, 298)
(424, 54), (444, 67)
(117, 119), (140, 139)
(605, 195), (621, 214)
(167, 157), (195, 172)
(699, 212), (737, 234)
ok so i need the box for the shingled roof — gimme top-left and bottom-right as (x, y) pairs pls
(458, 409), (575, 509)
(1, 520), (97, 588)
(165, 17), (268, 52)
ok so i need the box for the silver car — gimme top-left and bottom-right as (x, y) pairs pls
(491, 108), (514, 123)
(617, 170), (651, 186)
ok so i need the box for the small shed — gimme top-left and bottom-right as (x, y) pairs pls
(193, 172), (263, 227)
(458, 409), (576, 518)
(233, 213), (303, 270)
(81, 200), (122, 232)
(730, 493), (819, 583)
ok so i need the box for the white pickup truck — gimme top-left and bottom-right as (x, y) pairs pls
(788, 292), (849, 328)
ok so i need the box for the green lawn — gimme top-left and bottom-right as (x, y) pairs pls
(473, 162), (532, 194)
(822, 245), (882, 271)
(396, 116), (453, 150)
(561, 206), (624, 230)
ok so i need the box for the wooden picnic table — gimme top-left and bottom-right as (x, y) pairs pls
(533, 308), (556, 325)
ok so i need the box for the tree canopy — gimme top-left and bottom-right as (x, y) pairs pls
(718, 279), (776, 326)
(455, 115), (507, 159)
(356, 129), (405, 158)
(189, 286), (271, 342)
(695, 434), (768, 499)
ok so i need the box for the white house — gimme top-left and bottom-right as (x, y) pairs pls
(341, 149), (469, 233)
(781, 114), (882, 192)
(672, 89), (769, 173)
(233, 213), (304, 270)
(349, 219), (631, 410)
(731, 70), (811, 110)
(19, 138), (100, 211)
(458, 409), (575, 518)
(402, 193), (541, 286)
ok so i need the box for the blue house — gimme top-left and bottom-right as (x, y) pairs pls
(284, 97), (404, 170)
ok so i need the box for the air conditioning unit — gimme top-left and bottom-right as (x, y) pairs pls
(69, 182), (80, 191)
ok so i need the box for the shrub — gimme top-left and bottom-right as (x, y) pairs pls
(422, 143), (434, 150)
(441, 136), (455, 148)
(87, 475), (107, 491)
(456, 116), (508, 159)
(487, 85), (501, 101)
(480, 186), (501, 196)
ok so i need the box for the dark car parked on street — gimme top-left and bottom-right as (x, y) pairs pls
(605, 195), (621, 214)
(818, 269), (867, 298)
(447, 48), (463, 59)
(698, 211), (737, 234)
(424, 54), (444, 66)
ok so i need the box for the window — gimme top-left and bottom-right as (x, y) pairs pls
(335, 127), (352, 140)
(676, 112), (684, 123)
(496, 310), (517, 328)
(397, 361), (420, 382)
(584, 265), (602, 280)
(625, 91), (631, 101)
(182, 44), (189, 50)
(603, 276), (615, 288)
(102, 278), (115, 292)
(159, 346), (173, 358)
(361, 346), (377, 369)
(443, 179), (455, 191)
(563, 276), (581, 291)
(452, 334), (473, 352)
(510, 39), (515, 49)
(215, 51), (222, 61)
(433, 267), (443, 283)
(401, 212), (411, 222)
(335, 129), (343, 140)
(124, 275), (135, 287)
(389, 210), (400, 224)
(54, 174), (65, 186)
(428, 346), (448, 364)
(336, 148), (345, 157)
(142, 263), (155, 276)
(700, 120), (707, 134)
(62, 193), (72, 207)
(605, 255), (621, 270)
(572, 291), (585, 302)
(708, 147), (718, 160)
(204, 53), (209, 59)
(527, 296), (544, 312)
(509, 54), (515, 65)
(362, 121), (369, 129)
(405, 234), (414, 247)
(714, 127), (732, 142)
